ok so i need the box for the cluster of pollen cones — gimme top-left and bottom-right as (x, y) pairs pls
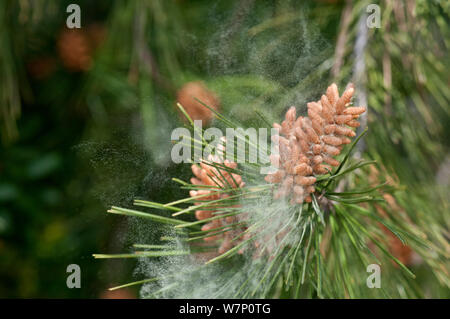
(265, 83), (365, 204)
(188, 83), (366, 254)
(189, 154), (245, 254)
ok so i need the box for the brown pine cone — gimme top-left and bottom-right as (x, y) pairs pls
(369, 166), (415, 266)
(57, 28), (92, 72)
(177, 82), (220, 125)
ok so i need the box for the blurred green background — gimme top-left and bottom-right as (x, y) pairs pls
(0, 0), (448, 298)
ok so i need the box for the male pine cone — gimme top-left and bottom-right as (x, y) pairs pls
(189, 155), (245, 254)
(265, 83), (366, 204)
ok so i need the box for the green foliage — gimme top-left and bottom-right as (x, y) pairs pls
(94, 106), (448, 298)
(1, 0), (448, 298)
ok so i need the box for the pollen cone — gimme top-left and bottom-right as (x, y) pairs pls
(189, 153), (245, 255)
(177, 81), (220, 125)
(57, 28), (93, 72)
(57, 25), (106, 72)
